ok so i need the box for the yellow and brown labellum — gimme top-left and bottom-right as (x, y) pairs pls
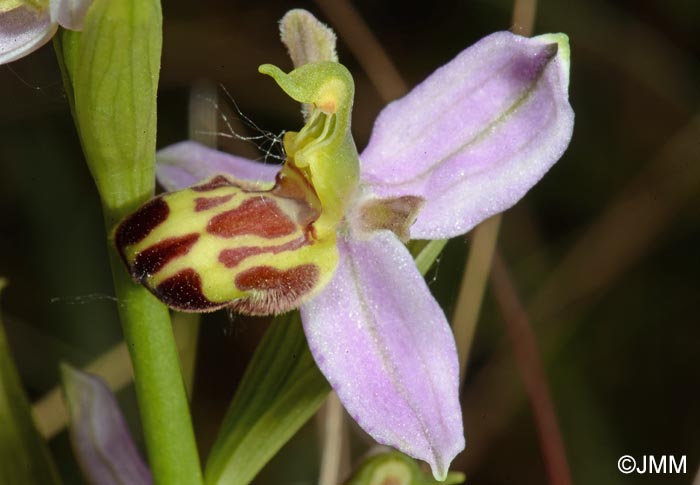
(115, 61), (361, 315)
(114, 166), (338, 315)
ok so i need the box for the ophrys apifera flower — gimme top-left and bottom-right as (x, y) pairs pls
(115, 28), (573, 480)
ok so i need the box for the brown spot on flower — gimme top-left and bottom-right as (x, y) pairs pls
(132, 233), (199, 278)
(194, 194), (234, 212)
(272, 165), (309, 200)
(207, 197), (297, 238)
(236, 264), (316, 291)
(192, 175), (233, 192)
(358, 195), (425, 242)
(272, 164), (321, 228)
(115, 197), (169, 249)
(230, 264), (319, 315)
(218, 236), (309, 268)
(219, 247), (261, 268)
(154, 268), (221, 312)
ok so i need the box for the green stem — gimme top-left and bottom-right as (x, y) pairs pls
(52, 0), (204, 480)
(107, 248), (203, 485)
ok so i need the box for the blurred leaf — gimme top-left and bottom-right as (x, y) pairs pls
(204, 311), (330, 485)
(345, 450), (465, 485)
(0, 278), (62, 485)
(61, 363), (152, 485)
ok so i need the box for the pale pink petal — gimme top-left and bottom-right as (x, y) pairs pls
(62, 365), (152, 485)
(155, 141), (280, 191)
(51, 0), (94, 31)
(360, 31), (574, 239)
(0, 6), (56, 65)
(300, 232), (464, 480)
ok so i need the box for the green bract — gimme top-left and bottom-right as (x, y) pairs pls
(58, 0), (161, 221)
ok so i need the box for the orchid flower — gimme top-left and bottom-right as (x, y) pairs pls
(0, 0), (93, 64)
(114, 24), (573, 480)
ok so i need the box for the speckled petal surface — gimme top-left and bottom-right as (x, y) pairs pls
(156, 141), (280, 191)
(51, 0), (94, 30)
(360, 31), (574, 239)
(0, 6), (56, 64)
(300, 231), (464, 480)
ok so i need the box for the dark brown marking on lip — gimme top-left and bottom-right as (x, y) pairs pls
(191, 175), (234, 192)
(194, 194), (234, 212)
(132, 233), (200, 279)
(207, 197), (297, 239)
(218, 236), (309, 268)
(154, 268), (220, 312)
(115, 197), (169, 249)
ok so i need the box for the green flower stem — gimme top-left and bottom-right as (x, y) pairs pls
(108, 250), (203, 485)
(172, 311), (202, 398)
(52, 0), (203, 482)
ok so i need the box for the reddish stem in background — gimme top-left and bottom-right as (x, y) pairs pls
(491, 253), (572, 485)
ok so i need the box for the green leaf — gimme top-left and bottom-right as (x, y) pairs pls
(345, 451), (465, 485)
(412, 239), (448, 275)
(56, 0), (162, 223)
(0, 279), (62, 485)
(204, 312), (330, 485)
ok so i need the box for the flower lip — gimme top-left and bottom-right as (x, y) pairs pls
(114, 166), (338, 316)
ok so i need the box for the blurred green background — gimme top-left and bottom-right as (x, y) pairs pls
(0, 0), (698, 483)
